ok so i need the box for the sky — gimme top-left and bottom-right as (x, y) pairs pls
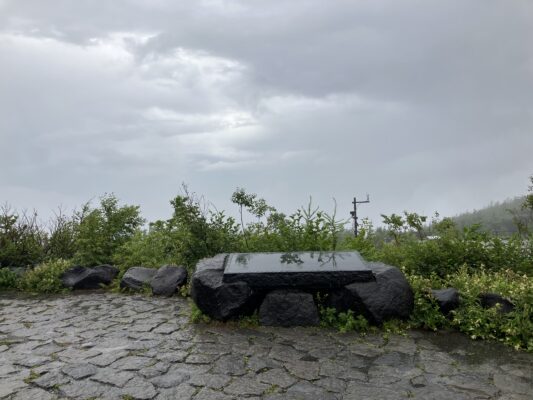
(1, 0), (532, 228)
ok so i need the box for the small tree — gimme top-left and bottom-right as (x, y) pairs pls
(73, 194), (144, 266)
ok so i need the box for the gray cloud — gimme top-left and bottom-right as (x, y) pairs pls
(1, 0), (532, 226)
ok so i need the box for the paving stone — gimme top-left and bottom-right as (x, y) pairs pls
(188, 373), (232, 389)
(33, 371), (70, 389)
(493, 373), (533, 396)
(156, 384), (197, 399)
(111, 355), (154, 370)
(88, 350), (129, 367)
(224, 376), (270, 396)
(257, 368), (297, 388)
(195, 387), (233, 400)
(61, 362), (98, 379)
(314, 377), (347, 393)
(11, 387), (56, 400)
(59, 379), (107, 398)
(150, 370), (190, 388)
(185, 353), (219, 364)
(286, 381), (339, 400)
(211, 354), (247, 376)
(14, 355), (49, 367)
(0, 292), (531, 400)
(118, 376), (159, 399)
(139, 361), (171, 378)
(285, 360), (320, 380)
(0, 377), (26, 398)
(91, 368), (135, 387)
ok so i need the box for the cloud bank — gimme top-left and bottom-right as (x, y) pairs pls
(1, 0), (532, 225)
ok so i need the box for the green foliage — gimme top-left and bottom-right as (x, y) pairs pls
(0, 268), (19, 290)
(406, 273), (451, 331)
(45, 209), (78, 261)
(0, 205), (46, 268)
(319, 306), (370, 333)
(340, 218), (379, 260)
(232, 189), (346, 253)
(378, 214), (532, 277)
(18, 259), (71, 293)
(405, 267), (533, 351)
(190, 302), (211, 323)
(74, 194), (144, 266)
(446, 267), (533, 351)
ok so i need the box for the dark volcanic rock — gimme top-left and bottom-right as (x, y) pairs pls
(191, 260), (258, 320)
(259, 289), (319, 327)
(120, 267), (157, 291)
(151, 265), (188, 297)
(61, 265), (119, 289)
(195, 254), (227, 273)
(431, 288), (460, 314)
(327, 262), (414, 325)
(479, 292), (515, 313)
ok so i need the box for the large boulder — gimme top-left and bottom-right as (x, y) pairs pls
(479, 292), (515, 314)
(327, 262), (414, 325)
(191, 255), (259, 320)
(151, 265), (188, 297)
(194, 253), (227, 273)
(191, 269), (258, 320)
(431, 288), (460, 314)
(61, 265), (119, 289)
(259, 289), (319, 327)
(120, 267), (157, 291)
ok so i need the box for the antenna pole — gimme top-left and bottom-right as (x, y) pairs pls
(350, 194), (370, 237)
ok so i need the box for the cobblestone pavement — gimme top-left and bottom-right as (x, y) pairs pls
(0, 293), (532, 400)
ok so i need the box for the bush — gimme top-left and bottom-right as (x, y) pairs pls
(18, 259), (71, 293)
(0, 205), (46, 269)
(73, 194), (144, 266)
(0, 268), (19, 290)
(407, 267), (533, 351)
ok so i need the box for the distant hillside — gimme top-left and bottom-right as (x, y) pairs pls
(452, 197), (528, 235)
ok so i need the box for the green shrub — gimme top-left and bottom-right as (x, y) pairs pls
(0, 268), (19, 290)
(73, 194), (144, 266)
(446, 267), (533, 351)
(18, 259), (71, 294)
(0, 206), (46, 269)
(190, 302), (211, 323)
(319, 306), (370, 334)
(406, 273), (451, 331)
(406, 267), (533, 351)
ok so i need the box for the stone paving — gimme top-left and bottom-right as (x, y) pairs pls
(0, 292), (532, 400)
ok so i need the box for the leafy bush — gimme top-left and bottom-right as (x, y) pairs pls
(18, 259), (71, 293)
(73, 194), (144, 266)
(407, 267), (533, 351)
(319, 306), (370, 334)
(0, 205), (46, 269)
(0, 268), (19, 290)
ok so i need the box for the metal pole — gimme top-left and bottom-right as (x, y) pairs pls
(350, 195), (370, 237)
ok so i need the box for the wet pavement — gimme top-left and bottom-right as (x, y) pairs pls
(0, 292), (531, 399)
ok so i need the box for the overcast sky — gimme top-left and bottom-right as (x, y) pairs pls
(1, 0), (532, 228)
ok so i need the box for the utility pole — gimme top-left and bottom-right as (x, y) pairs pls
(350, 194), (370, 237)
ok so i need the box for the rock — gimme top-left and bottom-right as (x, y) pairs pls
(191, 260), (258, 320)
(223, 251), (374, 290)
(431, 288), (460, 314)
(479, 293), (515, 313)
(327, 262), (414, 324)
(61, 264), (118, 289)
(120, 267), (157, 291)
(259, 289), (319, 327)
(151, 265), (188, 297)
(195, 254), (227, 272)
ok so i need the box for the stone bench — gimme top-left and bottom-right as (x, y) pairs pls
(191, 252), (414, 327)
